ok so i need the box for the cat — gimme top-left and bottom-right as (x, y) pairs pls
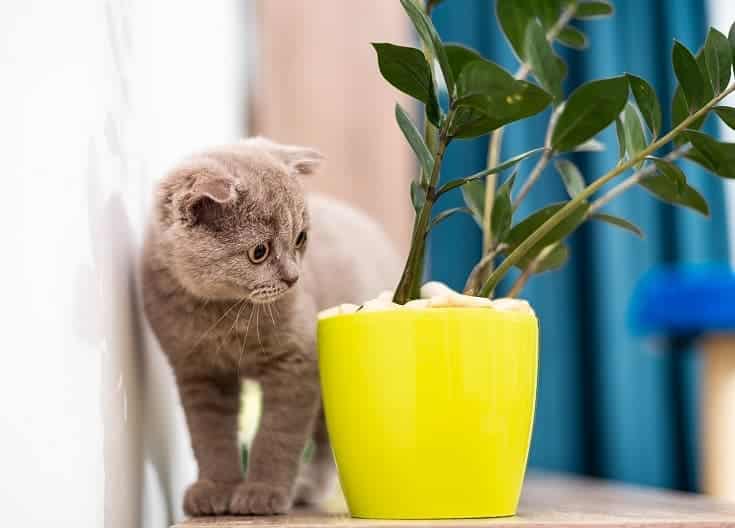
(142, 137), (401, 516)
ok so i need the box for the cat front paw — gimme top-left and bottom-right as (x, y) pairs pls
(229, 482), (291, 515)
(183, 479), (239, 516)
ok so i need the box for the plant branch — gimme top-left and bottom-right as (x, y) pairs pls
(480, 2), (576, 259)
(513, 148), (553, 209)
(478, 83), (735, 298)
(463, 244), (507, 295)
(506, 244), (556, 298)
(393, 115), (453, 304)
(588, 144), (692, 213)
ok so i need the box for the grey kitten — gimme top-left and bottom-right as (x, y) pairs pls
(142, 137), (400, 516)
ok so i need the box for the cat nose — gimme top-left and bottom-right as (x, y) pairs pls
(283, 274), (299, 286)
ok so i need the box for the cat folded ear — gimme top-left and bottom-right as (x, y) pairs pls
(246, 137), (323, 175)
(182, 171), (238, 227)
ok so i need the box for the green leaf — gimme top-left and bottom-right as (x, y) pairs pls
(574, 138), (605, 152)
(673, 40), (705, 111)
(531, 0), (563, 28)
(729, 22), (735, 69)
(452, 58), (552, 137)
(671, 86), (706, 145)
(640, 174), (710, 217)
(436, 147), (545, 195)
(445, 43), (483, 79)
(506, 201), (590, 261)
(685, 148), (717, 172)
(646, 156), (686, 195)
(714, 106), (735, 130)
(683, 130), (735, 179)
(461, 179), (485, 226)
(524, 18), (565, 102)
(704, 28), (732, 94)
(373, 43), (440, 126)
(590, 213), (644, 238)
(399, 0), (454, 95)
(533, 243), (570, 273)
(615, 117), (626, 161)
(575, 1), (614, 19)
(551, 75), (629, 151)
(429, 207), (472, 231)
(555, 159), (585, 198)
(496, 0), (534, 61)
(395, 103), (434, 181)
(696, 47), (716, 103)
(491, 171), (517, 243)
(557, 26), (588, 50)
(627, 74), (662, 138)
(621, 102), (647, 169)
(410, 180), (426, 212)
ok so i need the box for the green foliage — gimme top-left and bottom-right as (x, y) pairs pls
(491, 171), (517, 244)
(557, 26), (588, 50)
(673, 40), (705, 111)
(575, 1), (614, 19)
(461, 179), (485, 226)
(555, 159), (585, 198)
(399, 0), (454, 94)
(373, 0), (733, 303)
(429, 207), (472, 231)
(395, 103), (434, 180)
(505, 201), (590, 265)
(627, 74), (662, 138)
(439, 148), (544, 195)
(714, 106), (735, 129)
(620, 102), (647, 168)
(373, 44), (440, 125)
(590, 213), (644, 237)
(704, 28), (732, 94)
(684, 130), (735, 178)
(551, 76), (629, 151)
(640, 156), (709, 216)
(524, 19), (565, 102)
(452, 59), (552, 137)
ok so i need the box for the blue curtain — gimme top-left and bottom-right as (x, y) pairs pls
(430, 0), (730, 490)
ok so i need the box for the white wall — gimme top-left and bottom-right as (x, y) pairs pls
(0, 1), (251, 526)
(707, 0), (735, 264)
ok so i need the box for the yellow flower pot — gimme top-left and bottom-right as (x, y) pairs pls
(318, 307), (539, 519)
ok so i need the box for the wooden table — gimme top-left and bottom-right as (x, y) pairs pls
(174, 473), (735, 527)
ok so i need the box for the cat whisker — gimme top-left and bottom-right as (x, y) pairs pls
(215, 299), (246, 359)
(266, 303), (277, 327)
(190, 299), (243, 353)
(255, 305), (264, 357)
(266, 303), (282, 348)
(238, 304), (256, 376)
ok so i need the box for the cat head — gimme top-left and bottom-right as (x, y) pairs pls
(155, 137), (323, 303)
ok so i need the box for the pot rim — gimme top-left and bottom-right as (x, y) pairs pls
(318, 305), (537, 325)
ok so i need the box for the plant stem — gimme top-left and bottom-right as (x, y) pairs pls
(588, 144), (691, 213)
(478, 83), (735, 298)
(463, 244), (507, 294)
(479, 3), (576, 268)
(513, 148), (552, 209)
(506, 243), (556, 298)
(393, 123), (452, 304)
(482, 134), (501, 255)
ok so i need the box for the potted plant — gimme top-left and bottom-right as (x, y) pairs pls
(318, 0), (735, 519)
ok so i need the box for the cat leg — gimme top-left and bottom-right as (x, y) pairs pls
(230, 356), (319, 515)
(177, 373), (242, 516)
(294, 405), (337, 506)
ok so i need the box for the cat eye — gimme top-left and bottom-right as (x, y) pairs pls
(295, 230), (308, 249)
(248, 242), (270, 264)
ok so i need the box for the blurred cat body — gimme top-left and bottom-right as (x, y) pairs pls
(142, 137), (400, 515)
